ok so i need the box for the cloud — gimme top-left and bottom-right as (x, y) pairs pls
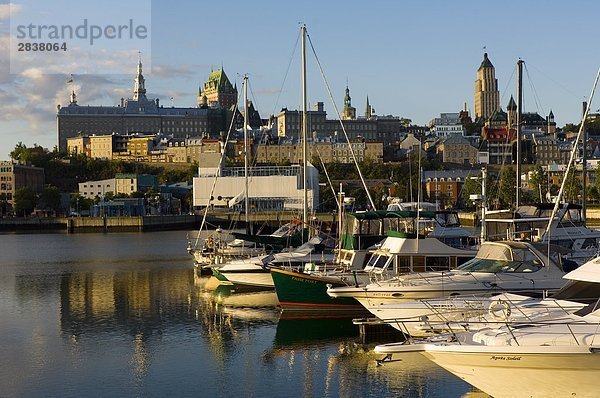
(150, 64), (196, 78)
(0, 3), (21, 20)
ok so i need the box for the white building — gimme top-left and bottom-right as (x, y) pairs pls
(192, 163), (319, 212)
(429, 112), (466, 137)
(79, 179), (115, 199)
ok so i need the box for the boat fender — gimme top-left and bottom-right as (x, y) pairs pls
(488, 300), (511, 321)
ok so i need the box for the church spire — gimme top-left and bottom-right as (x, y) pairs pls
(133, 52), (147, 101)
(344, 85), (352, 108)
(342, 85), (356, 120)
(365, 95), (372, 118)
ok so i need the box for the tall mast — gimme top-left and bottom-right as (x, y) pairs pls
(301, 24), (308, 227)
(516, 59), (523, 208)
(243, 74), (250, 230)
(582, 101), (588, 222)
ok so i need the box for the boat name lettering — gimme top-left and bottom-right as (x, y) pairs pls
(291, 276), (317, 284)
(490, 355), (522, 361)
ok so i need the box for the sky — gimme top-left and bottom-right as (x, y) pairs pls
(1, 0), (600, 159)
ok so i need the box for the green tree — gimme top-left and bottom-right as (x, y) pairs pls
(562, 123), (579, 133)
(14, 187), (37, 216)
(39, 186), (62, 213)
(588, 186), (599, 204)
(563, 168), (581, 203)
(498, 166), (516, 208)
(594, 164), (600, 194)
(529, 165), (548, 203)
(460, 175), (481, 210)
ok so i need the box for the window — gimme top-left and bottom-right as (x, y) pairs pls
(447, 185), (452, 190)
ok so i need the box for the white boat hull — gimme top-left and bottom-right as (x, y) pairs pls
(423, 345), (600, 398)
(219, 271), (274, 288)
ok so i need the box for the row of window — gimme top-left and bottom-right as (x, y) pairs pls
(0, 176), (12, 181)
(426, 177), (462, 182)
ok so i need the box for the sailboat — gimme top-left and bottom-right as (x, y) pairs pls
(188, 74), (308, 267)
(210, 32), (317, 288)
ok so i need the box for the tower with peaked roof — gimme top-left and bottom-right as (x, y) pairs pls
(133, 58), (147, 101)
(474, 53), (500, 120)
(198, 68), (238, 109)
(365, 96), (375, 118)
(342, 85), (356, 120)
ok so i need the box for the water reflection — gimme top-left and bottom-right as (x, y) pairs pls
(1, 231), (480, 397)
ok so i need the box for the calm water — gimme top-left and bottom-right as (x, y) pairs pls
(0, 231), (478, 397)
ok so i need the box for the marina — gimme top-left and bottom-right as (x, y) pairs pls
(0, 230), (477, 397)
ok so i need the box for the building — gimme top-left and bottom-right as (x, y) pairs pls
(275, 94), (406, 143)
(474, 53), (500, 120)
(192, 164), (319, 212)
(429, 113), (466, 137)
(341, 86), (356, 120)
(198, 68), (238, 109)
(253, 140), (384, 164)
(0, 161), (45, 210)
(398, 133), (421, 152)
(57, 60), (233, 150)
(437, 133), (478, 164)
(114, 174), (158, 196)
(481, 126), (513, 164)
(423, 169), (476, 207)
(66, 136), (91, 157)
(78, 179), (116, 199)
(78, 174), (158, 200)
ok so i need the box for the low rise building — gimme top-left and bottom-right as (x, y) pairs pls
(78, 179), (116, 199)
(423, 169), (477, 207)
(437, 133), (478, 164)
(0, 161), (45, 210)
(78, 174), (158, 199)
(429, 112), (466, 137)
(192, 163), (319, 212)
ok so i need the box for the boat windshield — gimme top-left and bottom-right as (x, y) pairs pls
(551, 280), (600, 304)
(365, 254), (390, 271)
(456, 257), (543, 273)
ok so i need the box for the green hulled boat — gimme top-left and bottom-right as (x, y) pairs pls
(270, 267), (370, 313)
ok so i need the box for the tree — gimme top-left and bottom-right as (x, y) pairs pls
(562, 123), (579, 133)
(563, 168), (581, 203)
(529, 165), (548, 203)
(588, 186), (599, 204)
(14, 187), (37, 216)
(498, 166), (516, 208)
(594, 163), (600, 194)
(460, 175), (481, 210)
(39, 186), (62, 213)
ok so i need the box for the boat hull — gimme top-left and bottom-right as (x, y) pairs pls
(423, 346), (600, 398)
(213, 268), (274, 289)
(270, 268), (368, 313)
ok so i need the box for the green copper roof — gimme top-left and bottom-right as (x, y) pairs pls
(201, 68), (235, 93)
